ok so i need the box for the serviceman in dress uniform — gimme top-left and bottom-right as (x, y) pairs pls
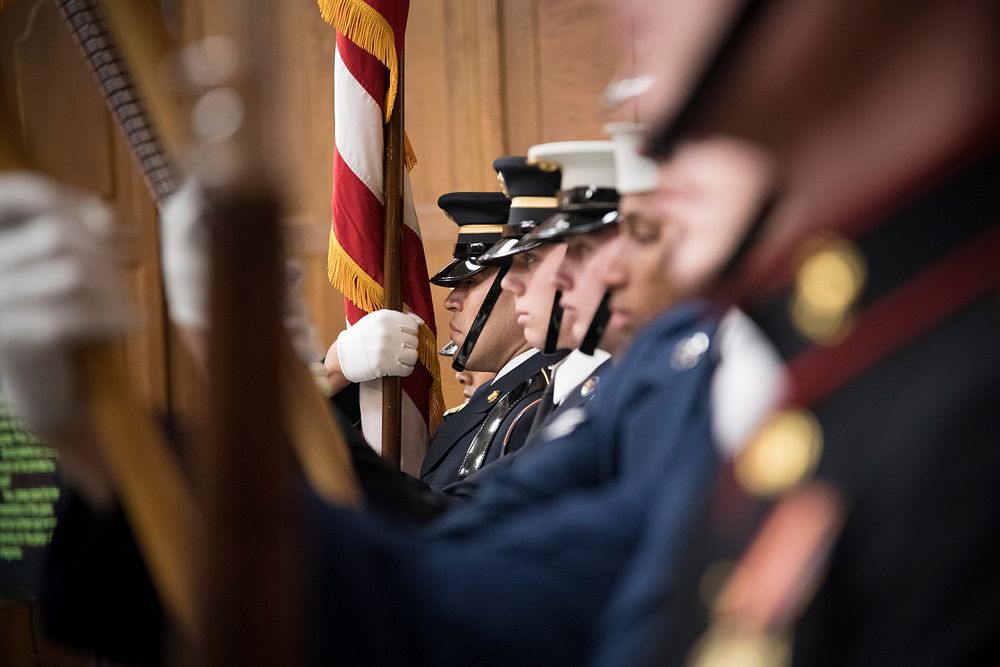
(3, 165), (724, 664)
(479, 142), (621, 437)
(418, 173), (568, 488)
(477, 156), (572, 353)
(329, 188), (556, 496)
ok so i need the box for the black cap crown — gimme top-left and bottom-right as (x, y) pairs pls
(430, 192), (510, 286)
(478, 156), (562, 265)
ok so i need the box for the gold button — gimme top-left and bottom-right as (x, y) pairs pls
(690, 627), (791, 667)
(790, 235), (866, 343)
(736, 409), (823, 497)
(487, 390), (500, 403)
(580, 376), (599, 397)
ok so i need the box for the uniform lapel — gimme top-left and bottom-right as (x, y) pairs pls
(543, 358), (613, 426)
(420, 351), (562, 475)
(420, 382), (494, 476)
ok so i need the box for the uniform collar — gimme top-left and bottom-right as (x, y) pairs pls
(552, 348), (611, 405)
(465, 349), (566, 415)
(492, 348), (539, 383)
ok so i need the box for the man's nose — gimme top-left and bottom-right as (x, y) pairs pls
(501, 270), (525, 295)
(444, 288), (464, 312)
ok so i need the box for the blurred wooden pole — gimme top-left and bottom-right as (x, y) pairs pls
(381, 54), (405, 467)
(195, 3), (300, 663)
(201, 190), (301, 666)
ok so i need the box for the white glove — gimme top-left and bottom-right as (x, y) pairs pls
(283, 259), (322, 363)
(335, 310), (421, 383)
(0, 172), (131, 430)
(159, 178), (210, 329)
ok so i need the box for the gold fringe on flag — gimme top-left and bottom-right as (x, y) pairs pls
(418, 323), (445, 434)
(328, 229), (445, 433)
(328, 228), (384, 313)
(317, 0), (418, 169)
(317, 0), (400, 124)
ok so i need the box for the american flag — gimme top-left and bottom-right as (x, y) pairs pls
(318, 0), (443, 467)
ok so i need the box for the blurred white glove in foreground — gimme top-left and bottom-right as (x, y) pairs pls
(162, 179), (326, 366)
(159, 178), (209, 329)
(0, 172), (131, 430)
(335, 309), (421, 383)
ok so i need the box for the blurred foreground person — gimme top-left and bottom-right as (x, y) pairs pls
(0, 128), (759, 663)
(600, 0), (1000, 664)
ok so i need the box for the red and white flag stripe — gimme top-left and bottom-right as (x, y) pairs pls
(320, 0), (443, 470)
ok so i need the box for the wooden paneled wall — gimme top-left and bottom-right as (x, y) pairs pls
(0, 0), (169, 409)
(407, 0), (628, 407)
(0, 0), (628, 415)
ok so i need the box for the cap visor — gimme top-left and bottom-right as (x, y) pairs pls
(476, 237), (543, 265)
(430, 257), (487, 286)
(522, 210), (620, 243)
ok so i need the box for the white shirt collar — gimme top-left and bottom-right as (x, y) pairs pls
(552, 348), (611, 405)
(492, 348), (539, 383)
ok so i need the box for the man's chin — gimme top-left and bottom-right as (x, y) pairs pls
(524, 332), (548, 352)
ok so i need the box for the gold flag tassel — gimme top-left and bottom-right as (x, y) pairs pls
(327, 231), (445, 433)
(403, 130), (417, 171)
(418, 323), (445, 433)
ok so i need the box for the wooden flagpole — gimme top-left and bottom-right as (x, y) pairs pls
(381, 52), (405, 467)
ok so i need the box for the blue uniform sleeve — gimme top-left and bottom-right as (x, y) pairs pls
(425, 302), (716, 541)
(587, 440), (720, 666)
(308, 476), (647, 667)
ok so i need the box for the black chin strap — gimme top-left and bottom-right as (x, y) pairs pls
(579, 291), (611, 355)
(452, 265), (510, 372)
(543, 290), (564, 354)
